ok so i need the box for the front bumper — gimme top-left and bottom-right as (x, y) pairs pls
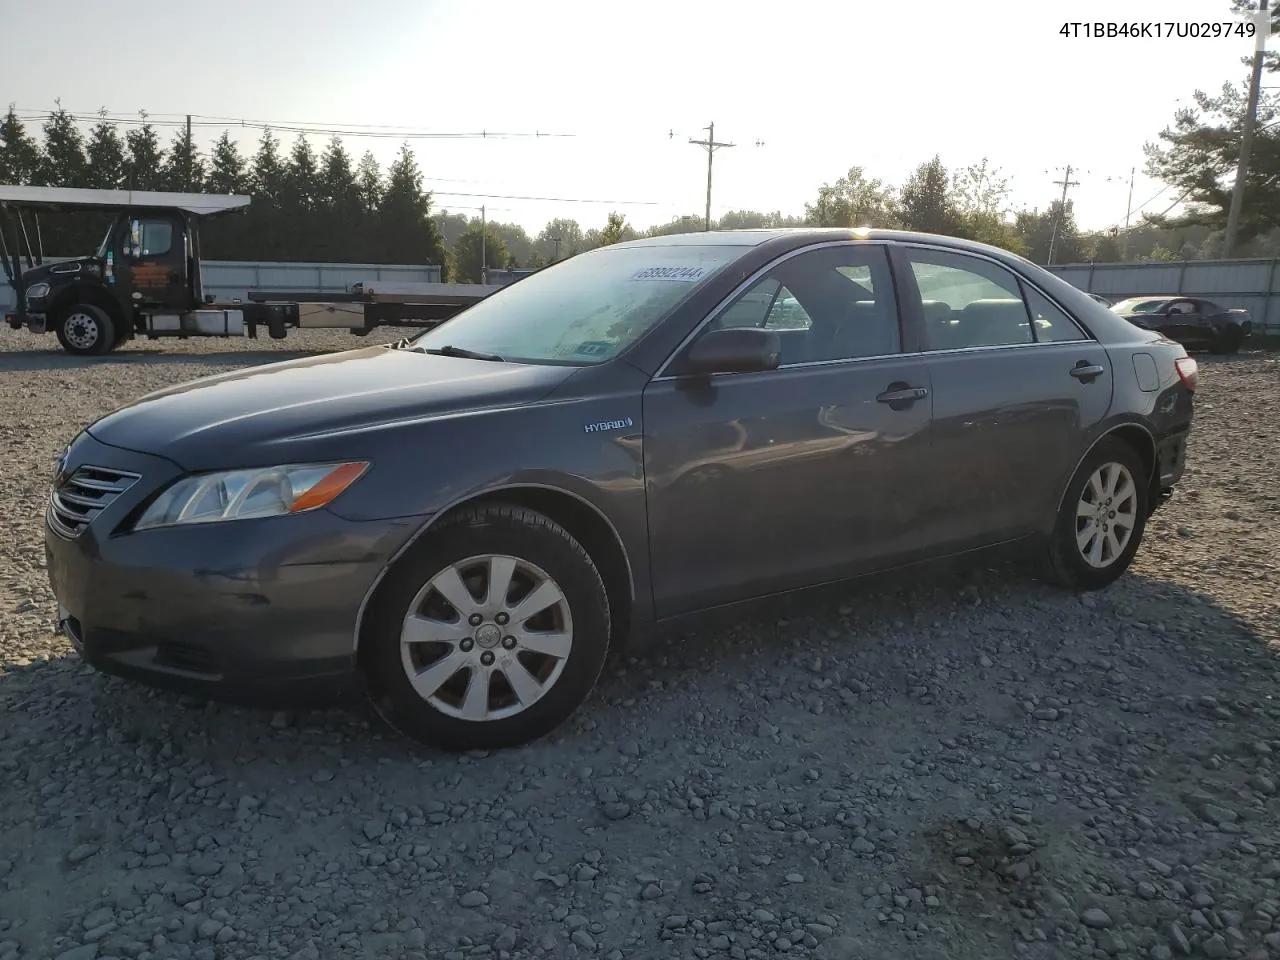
(45, 432), (421, 708)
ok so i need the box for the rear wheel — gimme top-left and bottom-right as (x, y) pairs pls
(1210, 325), (1244, 354)
(363, 503), (611, 751)
(53, 304), (115, 356)
(1040, 438), (1149, 591)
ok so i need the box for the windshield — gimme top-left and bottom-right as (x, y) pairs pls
(411, 243), (744, 364)
(1111, 297), (1167, 314)
(94, 223), (112, 259)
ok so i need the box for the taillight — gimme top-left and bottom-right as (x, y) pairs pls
(1175, 356), (1198, 392)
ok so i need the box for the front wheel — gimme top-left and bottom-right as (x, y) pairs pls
(1040, 438), (1150, 591)
(53, 304), (116, 356)
(363, 503), (611, 751)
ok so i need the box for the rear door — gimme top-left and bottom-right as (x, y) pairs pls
(896, 244), (1114, 552)
(642, 241), (934, 617)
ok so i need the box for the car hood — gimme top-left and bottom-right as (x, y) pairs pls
(85, 345), (577, 470)
(22, 256), (101, 286)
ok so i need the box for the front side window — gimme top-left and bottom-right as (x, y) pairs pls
(703, 244), (900, 364)
(139, 220), (173, 256)
(411, 243), (743, 365)
(906, 250), (1033, 350)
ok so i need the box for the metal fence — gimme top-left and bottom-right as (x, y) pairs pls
(1046, 258), (1280, 333)
(1, 259), (443, 312)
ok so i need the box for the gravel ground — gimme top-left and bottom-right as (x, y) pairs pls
(1, 328), (1279, 960)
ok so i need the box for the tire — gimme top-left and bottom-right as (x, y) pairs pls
(1210, 325), (1243, 355)
(363, 503), (611, 751)
(53, 304), (116, 356)
(1040, 437), (1150, 592)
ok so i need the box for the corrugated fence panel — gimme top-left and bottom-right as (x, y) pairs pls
(1046, 258), (1280, 333)
(1, 259), (442, 311)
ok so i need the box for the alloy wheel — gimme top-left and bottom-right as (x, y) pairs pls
(1075, 461), (1138, 568)
(399, 554), (574, 722)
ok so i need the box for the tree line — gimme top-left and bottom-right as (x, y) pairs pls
(0, 106), (1224, 282)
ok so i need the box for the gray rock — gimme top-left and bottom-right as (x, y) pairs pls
(82, 908), (114, 930)
(458, 891), (489, 908)
(1081, 908), (1113, 929)
(66, 844), (99, 864)
(1201, 934), (1230, 959)
(55, 946), (99, 960)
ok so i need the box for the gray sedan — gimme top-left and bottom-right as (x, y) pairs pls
(44, 228), (1197, 751)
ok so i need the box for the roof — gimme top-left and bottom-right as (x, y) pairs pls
(0, 185), (251, 216)
(603, 227), (1030, 261)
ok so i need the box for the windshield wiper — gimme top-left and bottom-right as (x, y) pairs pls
(419, 344), (506, 362)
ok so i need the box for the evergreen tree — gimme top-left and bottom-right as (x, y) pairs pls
(160, 124), (206, 191)
(377, 143), (446, 268)
(201, 133), (250, 259)
(280, 135), (319, 258)
(317, 137), (361, 261)
(247, 129), (286, 258)
(124, 116), (165, 190)
(85, 113), (126, 189)
(40, 106), (88, 186)
(206, 132), (248, 193)
(0, 107), (43, 184)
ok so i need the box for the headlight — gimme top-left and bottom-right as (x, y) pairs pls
(133, 461), (369, 531)
(26, 282), (50, 300)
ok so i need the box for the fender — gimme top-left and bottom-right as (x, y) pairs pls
(1043, 417), (1156, 535)
(349, 479), (639, 654)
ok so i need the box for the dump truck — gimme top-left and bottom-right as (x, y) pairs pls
(0, 185), (497, 355)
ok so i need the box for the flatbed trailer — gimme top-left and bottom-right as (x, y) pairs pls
(0, 185), (501, 355)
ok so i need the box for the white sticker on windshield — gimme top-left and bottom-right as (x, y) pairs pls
(630, 266), (706, 282)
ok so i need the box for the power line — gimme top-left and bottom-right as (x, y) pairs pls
(13, 109), (571, 140)
(431, 190), (659, 206)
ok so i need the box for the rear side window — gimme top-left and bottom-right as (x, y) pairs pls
(904, 251), (1033, 350)
(1023, 287), (1087, 342)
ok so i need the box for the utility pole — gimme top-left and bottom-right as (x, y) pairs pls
(689, 122), (735, 231)
(1047, 165), (1080, 265)
(1121, 166), (1135, 261)
(1224, 0), (1270, 259)
(480, 204), (487, 285)
(551, 235), (562, 261)
(185, 115), (193, 190)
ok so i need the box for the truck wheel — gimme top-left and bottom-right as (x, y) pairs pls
(363, 503), (611, 752)
(1039, 438), (1150, 592)
(53, 304), (116, 356)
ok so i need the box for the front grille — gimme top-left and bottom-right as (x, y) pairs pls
(48, 465), (140, 538)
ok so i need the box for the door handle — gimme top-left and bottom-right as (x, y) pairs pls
(876, 385), (929, 405)
(1069, 361), (1106, 382)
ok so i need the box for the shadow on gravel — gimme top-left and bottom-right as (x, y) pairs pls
(0, 347), (333, 373)
(5, 559), (1275, 759)
(2, 561), (1277, 958)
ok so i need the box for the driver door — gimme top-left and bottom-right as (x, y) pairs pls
(641, 242), (934, 617)
(120, 215), (187, 311)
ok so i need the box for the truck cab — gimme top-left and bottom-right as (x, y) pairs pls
(3, 186), (250, 355)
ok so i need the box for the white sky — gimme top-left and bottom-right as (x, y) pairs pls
(2, 0), (1266, 237)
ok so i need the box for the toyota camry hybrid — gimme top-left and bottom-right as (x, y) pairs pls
(45, 228), (1197, 751)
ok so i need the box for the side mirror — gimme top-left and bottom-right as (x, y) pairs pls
(681, 327), (781, 376)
